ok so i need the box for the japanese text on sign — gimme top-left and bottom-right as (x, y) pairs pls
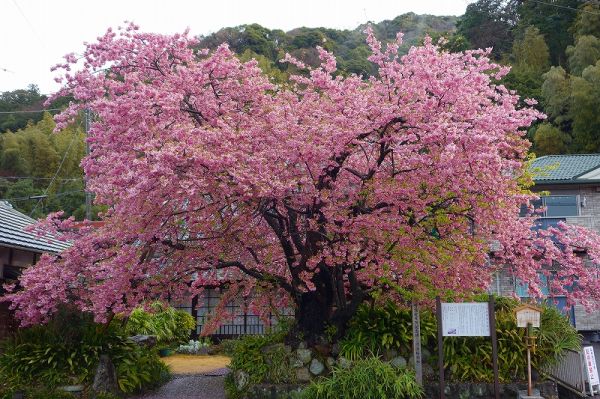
(441, 302), (490, 337)
(584, 346), (600, 386)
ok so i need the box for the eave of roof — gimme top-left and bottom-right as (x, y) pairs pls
(0, 202), (70, 254)
(531, 154), (600, 184)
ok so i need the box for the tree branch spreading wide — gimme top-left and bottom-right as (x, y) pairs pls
(4, 24), (600, 333)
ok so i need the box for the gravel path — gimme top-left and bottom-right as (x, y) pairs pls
(134, 374), (227, 399)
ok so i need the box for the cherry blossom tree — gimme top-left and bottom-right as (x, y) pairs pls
(5, 24), (600, 342)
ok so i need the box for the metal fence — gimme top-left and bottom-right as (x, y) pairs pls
(545, 349), (588, 396)
(173, 288), (293, 338)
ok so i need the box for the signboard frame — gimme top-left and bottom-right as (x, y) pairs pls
(583, 346), (600, 395)
(441, 302), (491, 337)
(515, 304), (542, 328)
(436, 296), (499, 399)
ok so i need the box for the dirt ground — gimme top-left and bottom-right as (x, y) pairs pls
(163, 354), (230, 375)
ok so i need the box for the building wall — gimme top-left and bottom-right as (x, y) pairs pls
(0, 302), (17, 340)
(533, 185), (600, 233)
(564, 186), (600, 233)
(0, 245), (40, 339)
(573, 305), (600, 331)
(496, 184), (600, 331)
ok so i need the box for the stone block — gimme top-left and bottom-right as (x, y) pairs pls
(518, 390), (542, 399)
(382, 348), (398, 361)
(296, 348), (312, 365)
(309, 358), (324, 375)
(128, 334), (157, 348)
(296, 367), (311, 383)
(290, 356), (304, 368)
(326, 357), (336, 368)
(390, 356), (407, 369)
(338, 356), (351, 369)
(92, 355), (119, 395)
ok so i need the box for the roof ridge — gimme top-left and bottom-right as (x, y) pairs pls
(542, 153), (600, 157)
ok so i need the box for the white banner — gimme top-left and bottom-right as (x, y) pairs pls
(441, 302), (490, 337)
(584, 346), (600, 386)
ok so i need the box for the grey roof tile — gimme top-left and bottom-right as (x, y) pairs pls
(531, 154), (600, 182)
(0, 201), (70, 253)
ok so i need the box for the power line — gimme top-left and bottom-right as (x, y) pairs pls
(1, 189), (85, 203)
(0, 176), (83, 181)
(10, 0), (43, 43)
(29, 128), (80, 216)
(527, 0), (600, 16)
(0, 108), (62, 114)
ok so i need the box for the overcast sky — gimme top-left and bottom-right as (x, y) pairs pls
(1, 0), (471, 94)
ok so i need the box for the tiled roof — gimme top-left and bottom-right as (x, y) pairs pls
(0, 201), (70, 253)
(531, 154), (600, 183)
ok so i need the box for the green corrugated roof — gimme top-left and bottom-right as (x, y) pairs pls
(531, 154), (600, 183)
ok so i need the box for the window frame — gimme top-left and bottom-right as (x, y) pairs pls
(537, 194), (580, 218)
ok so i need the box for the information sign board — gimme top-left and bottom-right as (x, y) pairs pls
(515, 304), (541, 328)
(441, 302), (490, 337)
(584, 346), (600, 387)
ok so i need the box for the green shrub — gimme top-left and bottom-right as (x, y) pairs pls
(225, 322), (294, 398)
(114, 343), (170, 393)
(0, 308), (170, 396)
(124, 302), (195, 345)
(443, 297), (580, 382)
(340, 302), (436, 360)
(339, 297), (580, 383)
(300, 357), (423, 399)
(4, 386), (76, 399)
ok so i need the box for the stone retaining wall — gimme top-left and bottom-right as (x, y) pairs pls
(242, 380), (559, 399)
(424, 381), (558, 399)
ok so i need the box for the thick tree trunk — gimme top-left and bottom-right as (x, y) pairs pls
(293, 266), (364, 345)
(296, 290), (330, 344)
(295, 267), (334, 345)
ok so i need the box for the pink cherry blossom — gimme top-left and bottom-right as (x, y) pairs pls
(4, 24), (600, 340)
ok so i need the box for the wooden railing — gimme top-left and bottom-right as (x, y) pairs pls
(545, 349), (588, 396)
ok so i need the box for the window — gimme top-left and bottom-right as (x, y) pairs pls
(516, 274), (550, 297)
(2, 265), (24, 280)
(533, 218), (566, 231)
(521, 195), (580, 218)
(543, 195), (579, 217)
(516, 274), (575, 325)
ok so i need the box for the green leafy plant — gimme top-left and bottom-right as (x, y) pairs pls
(124, 302), (195, 345)
(443, 297), (580, 382)
(339, 297), (579, 384)
(1, 386), (76, 399)
(0, 307), (170, 396)
(340, 302), (436, 360)
(300, 357), (423, 399)
(114, 343), (170, 393)
(225, 321), (294, 398)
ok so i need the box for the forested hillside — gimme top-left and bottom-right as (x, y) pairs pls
(2, 2), (600, 218)
(457, 0), (600, 155)
(198, 13), (458, 77)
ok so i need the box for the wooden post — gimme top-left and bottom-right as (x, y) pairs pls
(412, 300), (423, 386)
(527, 322), (533, 396)
(488, 295), (499, 399)
(436, 296), (445, 399)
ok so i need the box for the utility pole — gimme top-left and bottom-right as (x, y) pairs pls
(84, 109), (92, 221)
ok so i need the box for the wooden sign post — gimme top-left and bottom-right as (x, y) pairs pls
(412, 301), (423, 386)
(436, 296), (445, 399)
(515, 304), (542, 397)
(488, 295), (500, 399)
